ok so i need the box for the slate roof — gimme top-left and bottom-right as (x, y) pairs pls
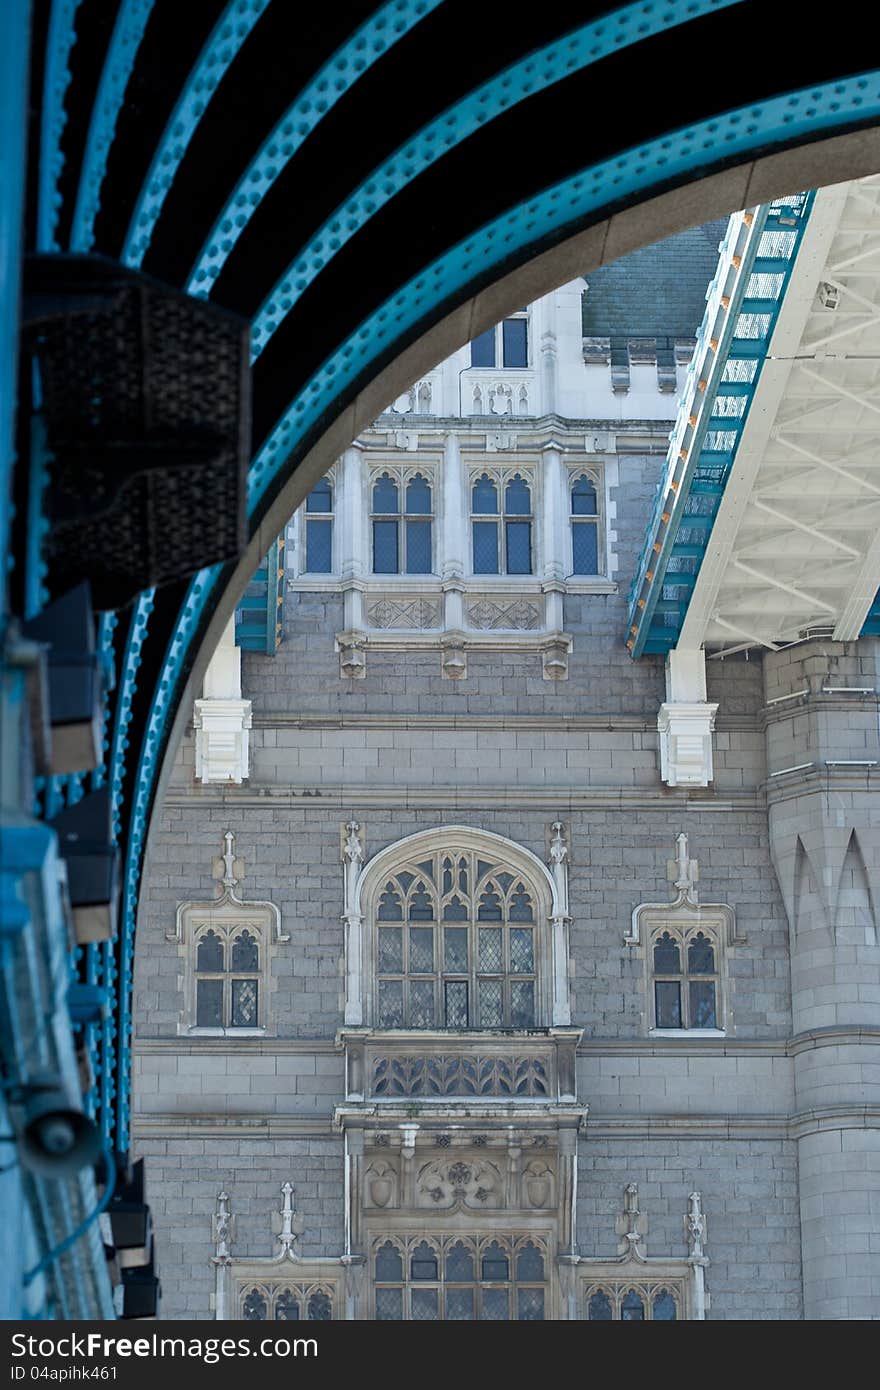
(581, 219), (728, 340)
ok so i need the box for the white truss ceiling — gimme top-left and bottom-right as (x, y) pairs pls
(678, 176), (880, 656)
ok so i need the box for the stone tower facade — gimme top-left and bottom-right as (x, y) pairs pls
(131, 223), (877, 1320)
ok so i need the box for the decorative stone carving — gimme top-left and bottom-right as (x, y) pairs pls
(467, 598), (541, 630)
(170, 832), (286, 1033)
(547, 821), (572, 1027)
(548, 821), (570, 919)
(416, 1158), (504, 1210)
(342, 820), (365, 1028)
(522, 1159), (555, 1210)
(336, 629), (367, 678)
(364, 1159), (399, 1209)
(271, 1182), (305, 1257)
(686, 1190), (707, 1259)
(615, 1181), (648, 1259)
(367, 597), (441, 630)
(212, 1190), (235, 1263)
(440, 638), (467, 679)
(625, 832), (742, 947)
(485, 430), (517, 451)
(542, 639), (570, 680)
(371, 1052), (550, 1098)
(670, 830), (699, 901)
(211, 1184), (346, 1321)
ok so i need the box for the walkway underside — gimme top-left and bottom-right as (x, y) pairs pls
(633, 177), (880, 660)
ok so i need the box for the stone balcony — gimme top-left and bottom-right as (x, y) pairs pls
(338, 1028), (581, 1104)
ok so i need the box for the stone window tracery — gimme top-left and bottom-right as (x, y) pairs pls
(651, 926), (720, 1031)
(371, 469), (434, 575)
(584, 1282), (681, 1320)
(370, 848), (542, 1029)
(372, 1234), (547, 1320)
(172, 831), (286, 1036)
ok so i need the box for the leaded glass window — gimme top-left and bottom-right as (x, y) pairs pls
(372, 848), (541, 1028)
(570, 473), (600, 575)
(242, 1288), (268, 1320)
(194, 927), (261, 1030)
(374, 1236), (546, 1320)
(584, 1283), (680, 1320)
(652, 927), (719, 1031)
(371, 471), (433, 574)
(304, 478), (333, 573)
(470, 473), (533, 575)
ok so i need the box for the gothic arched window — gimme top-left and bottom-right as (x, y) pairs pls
(570, 472), (600, 575)
(372, 471), (433, 574)
(371, 846), (543, 1029)
(304, 477), (333, 573)
(471, 472), (533, 575)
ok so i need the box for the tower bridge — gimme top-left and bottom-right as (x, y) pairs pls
(2, 0), (880, 1321)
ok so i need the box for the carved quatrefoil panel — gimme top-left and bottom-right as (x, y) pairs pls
(416, 1158), (504, 1210)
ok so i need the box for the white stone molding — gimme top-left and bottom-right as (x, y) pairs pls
(542, 447), (567, 585)
(346, 824), (570, 1030)
(342, 821), (365, 1026)
(576, 1185), (709, 1320)
(194, 618), (252, 784)
(339, 448), (363, 583)
(626, 833), (743, 1038)
(212, 1183), (346, 1321)
(658, 648), (718, 787)
(439, 633), (467, 680)
(548, 821), (572, 1026)
(170, 830), (287, 1036)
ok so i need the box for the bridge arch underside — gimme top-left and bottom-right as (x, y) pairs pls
(18, 0), (880, 1154)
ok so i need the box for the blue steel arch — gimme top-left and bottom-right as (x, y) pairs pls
(13, 0), (880, 1155)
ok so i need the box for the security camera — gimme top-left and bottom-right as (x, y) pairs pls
(18, 1079), (101, 1177)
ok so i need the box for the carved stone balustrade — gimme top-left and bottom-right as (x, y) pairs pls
(339, 1028), (581, 1104)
